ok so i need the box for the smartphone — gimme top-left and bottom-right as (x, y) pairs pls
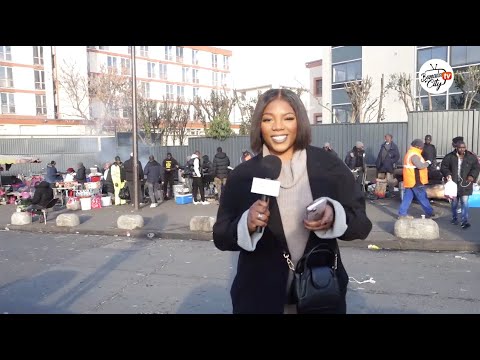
(305, 198), (327, 221)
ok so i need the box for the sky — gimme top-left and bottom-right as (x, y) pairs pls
(218, 46), (323, 90)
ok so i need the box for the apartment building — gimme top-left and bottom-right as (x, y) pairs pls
(305, 59), (323, 124)
(321, 46), (480, 124)
(0, 46), (234, 140)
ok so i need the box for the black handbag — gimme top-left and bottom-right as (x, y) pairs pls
(288, 244), (342, 314)
(119, 186), (130, 200)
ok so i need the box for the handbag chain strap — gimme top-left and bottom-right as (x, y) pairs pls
(283, 249), (339, 272)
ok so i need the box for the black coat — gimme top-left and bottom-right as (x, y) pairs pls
(440, 150), (480, 196)
(213, 145), (372, 314)
(422, 143), (437, 167)
(123, 157), (144, 181)
(75, 166), (87, 183)
(144, 160), (162, 183)
(375, 141), (400, 173)
(213, 152), (230, 179)
(31, 181), (54, 207)
(345, 147), (366, 170)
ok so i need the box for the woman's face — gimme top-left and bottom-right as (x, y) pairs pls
(260, 99), (298, 161)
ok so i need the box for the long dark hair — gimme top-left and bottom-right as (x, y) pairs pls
(250, 88), (311, 154)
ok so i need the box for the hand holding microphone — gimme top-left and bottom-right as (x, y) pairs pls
(248, 155), (282, 234)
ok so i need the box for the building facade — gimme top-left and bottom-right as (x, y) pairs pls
(321, 46), (480, 124)
(1, 46), (234, 141)
(305, 59), (323, 124)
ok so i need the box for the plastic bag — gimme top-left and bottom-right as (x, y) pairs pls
(91, 195), (102, 209)
(374, 179), (387, 198)
(66, 196), (81, 210)
(444, 179), (457, 199)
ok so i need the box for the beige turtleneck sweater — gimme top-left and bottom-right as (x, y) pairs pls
(236, 145), (348, 313)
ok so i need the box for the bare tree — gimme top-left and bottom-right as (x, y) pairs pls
(192, 88), (236, 130)
(171, 98), (191, 146)
(158, 96), (176, 146)
(234, 90), (260, 135)
(344, 77), (381, 123)
(386, 73), (425, 114)
(57, 61), (90, 122)
(136, 92), (163, 146)
(294, 80), (340, 123)
(454, 65), (480, 109)
(377, 74), (386, 122)
(88, 65), (132, 134)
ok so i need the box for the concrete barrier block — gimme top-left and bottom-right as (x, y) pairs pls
(394, 218), (439, 239)
(11, 212), (32, 225)
(117, 214), (144, 230)
(190, 216), (216, 232)
(56, 213), (80, 227)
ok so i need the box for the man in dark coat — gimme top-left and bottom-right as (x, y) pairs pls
(375, 133), (400, 193)
(123, 153), (144, 205)
(75, 162), (87, 184)
(144, 155), (163, 207)
(26, 181), (54, 212)
(440, 140), (480, 229)
(345, 141), (366, 192)
(212, 147), (230, 204)
(422, 135), (437, 167)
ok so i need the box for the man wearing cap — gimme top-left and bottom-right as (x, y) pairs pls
(345, 141), (367, 192)
(398, 139), (437, 220)
(440, 139), (480, 229)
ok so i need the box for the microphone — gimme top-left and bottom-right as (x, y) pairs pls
(251, 155), (282, 233)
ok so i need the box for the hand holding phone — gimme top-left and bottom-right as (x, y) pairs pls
(305, 198), (327, 222)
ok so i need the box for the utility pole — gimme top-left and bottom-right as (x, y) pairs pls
(131, 46), (139, 210)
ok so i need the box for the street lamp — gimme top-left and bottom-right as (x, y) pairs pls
(130, 46), (139, 210)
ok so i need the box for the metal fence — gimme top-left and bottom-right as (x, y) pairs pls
(2, 110), (479, 177)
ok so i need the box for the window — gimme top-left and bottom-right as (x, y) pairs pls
(332, 104), (353, 123)
(177, 85), (185, 100)
(192, 50), (199, 65)
(314, 78), (322, 96)
(331, 88), (350, 104)
(416, 46), (447, 71)
(34, 70), (45, 90)
(140, 46), (149, 57)
(0, 46), (11, 61)
(165, 46), (173, 61)
(141, 82), (150, 98)
(107, 56), (117, 71)
(182, 67), (190, 83)
(212, 54), (218, 68)
(99, 46), (109, 50)
(122, 106), (132, 118)
(33, 46), (44, 65)
(147, 62), (156, 78)
(212, 72), (219, 86)
(36, 94), (47, 115)
(192, 69), (199, 83)
(449, 93), (480, 110)
(332, 46), (362, 64)
(221, 73), (227, 86)
(159, 64), (167, 80)
(0, 93), (15, 113)
(193, 87), (199, 98)
(166, 84), (174, 100)
(121, 58), (131, 75)
(451, 46), (480, 67)
(420, 95), (446, 110)
(332, 61), (361, 83)
(223, 55), (229, 70)
(176, 47), (184, 62)
(0, 66), (14, 87)
(314, 113), (323, 124)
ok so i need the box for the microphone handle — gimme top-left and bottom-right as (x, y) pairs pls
(256, 194), (268, 233)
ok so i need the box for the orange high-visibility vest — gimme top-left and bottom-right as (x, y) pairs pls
(402, 147), (428, 188)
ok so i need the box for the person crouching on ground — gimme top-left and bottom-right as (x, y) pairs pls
(398, 139), (437, 220)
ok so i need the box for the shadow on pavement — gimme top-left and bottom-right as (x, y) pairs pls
(0, 270), (77, 314)
(176, 283), (232, 314)
(347, 288), (420, 314)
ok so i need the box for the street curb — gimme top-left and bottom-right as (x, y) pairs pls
(5, 225), (480, 252)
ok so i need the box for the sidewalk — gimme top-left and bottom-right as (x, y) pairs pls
(1, 196), (479, 252)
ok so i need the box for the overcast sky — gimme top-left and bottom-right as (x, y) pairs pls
(218, 46), (323, 90)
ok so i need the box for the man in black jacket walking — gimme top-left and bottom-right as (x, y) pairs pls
(212, 147), (230, 204)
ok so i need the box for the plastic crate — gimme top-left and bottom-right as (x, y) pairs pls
(175, 194), (193, 205)
(469, 190), (480, 208)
